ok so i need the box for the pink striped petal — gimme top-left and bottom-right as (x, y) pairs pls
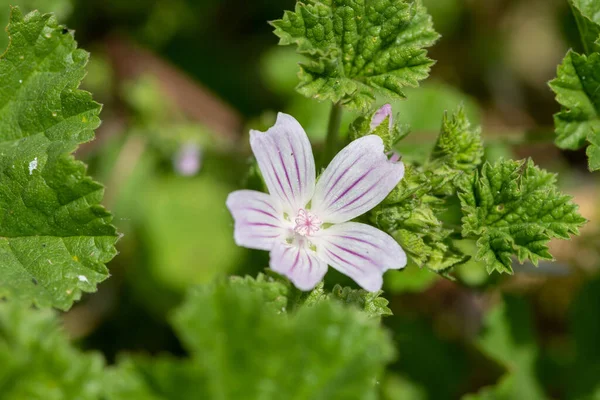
(270, 242), (327, 291)
(370, 104), (393, 131)
(250, 113), (316, 215)
(311, 135), (404, 224)
(226, 190), (288, 251)
(313, 222), (406, 291)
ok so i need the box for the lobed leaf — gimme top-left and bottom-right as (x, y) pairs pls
(570, 0), (600, 54)
(462, 296), (547, 400)
(371, 165), (469, 274)
(0, 301), (105, 400)
(369, 108), (483, 274)
(0, 8), (118, 310)
(0, 0), (73, 52)
(172, 279), (395, 400)
(105, 355), (208, 400)
(567, 276), (600, 399)
(549, 51), (600, 155)
(549, 1), (600, 169)
(458, 159), (586, 274)
(271, 0), (439, 110)
(303, 281), (393, 318)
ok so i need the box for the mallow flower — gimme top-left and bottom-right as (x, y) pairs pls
(226, 109), (406, 291)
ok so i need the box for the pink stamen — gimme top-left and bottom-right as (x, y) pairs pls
(294, 209), (322, 236)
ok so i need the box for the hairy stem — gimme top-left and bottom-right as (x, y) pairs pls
(322, 102), (343, 168)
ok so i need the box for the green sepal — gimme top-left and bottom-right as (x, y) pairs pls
(349, 108), (410, 152)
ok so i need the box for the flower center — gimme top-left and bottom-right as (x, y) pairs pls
(293, 208), (322, 237)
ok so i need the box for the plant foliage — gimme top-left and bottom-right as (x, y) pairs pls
(271, 0), (440, 110)
(550, 0), (600, 170)
(0, 8), (118, 310)
(458, 159), (586, 274)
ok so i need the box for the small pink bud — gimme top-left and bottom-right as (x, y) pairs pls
(174, 143), (202, 176)
(387, 150), (401, 163)
(370, 104), (393, 131)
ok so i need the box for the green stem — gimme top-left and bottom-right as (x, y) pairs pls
(322, 102), (343, 168)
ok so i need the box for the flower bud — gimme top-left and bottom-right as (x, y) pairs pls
(370, 103), (393, 131)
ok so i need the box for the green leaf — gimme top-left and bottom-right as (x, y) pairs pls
(0, 0), (73, 52)
(105, 355), (208, 400)
(329, 284), (392, 318)
(303, 282), (393, 318)
(567, 276), (600, 399)
(271, 0), (439, 110)
(428, 106), (483, 174)
(424, 106), (484, 196)
(381, 373), (427, 400)
(549, 50), (600, 166)
(0, 9), (118, 310)
(172, 280), (395, 399)
(368, 108), (486, 275)
(228, 273), (290, 313)
(387, 315), (469, 399)
(462, 296), (547, 400)
(570, 0), (600, 54)
(586, 128), (600, 171)
(371, 165), (469, 274)
(458, 159), (586, 274)
(383, 264), (438, 294)
(0, 301), (106, 399)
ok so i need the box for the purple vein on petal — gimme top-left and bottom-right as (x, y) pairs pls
(337, 235), (382, 250)
(290, 249), (301, 273)
(278, 146), (295, 200)
(244, 222), (281, 228)
(335, 178), (379, 213)
(301, 135), (309, 198)
(323, 153), (364, 201)
(243, 207), (280, 220)
(286, 134), (302, 201)
(253, 234), (281, 239)
(266, 150), (294, 207)
(329, 167), (374, 207)
(256, 199), (278, 214)
(331, 243), (376, 265)
(325, 249), (364, 273)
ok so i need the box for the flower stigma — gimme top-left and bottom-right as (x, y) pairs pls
(294, 208), (322, 236)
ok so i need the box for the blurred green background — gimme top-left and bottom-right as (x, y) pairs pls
(6, 0), (600, 398)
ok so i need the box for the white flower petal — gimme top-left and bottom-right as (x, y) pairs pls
(250, 113), (316, 214)
(313, 222), (406, 291)
(311, 135), (404, 223)
(270, 242), (327, 291)
(226, 190), (287, 251)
